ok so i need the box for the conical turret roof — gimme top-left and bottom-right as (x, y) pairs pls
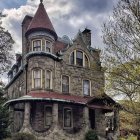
(25, 2), (57, 40)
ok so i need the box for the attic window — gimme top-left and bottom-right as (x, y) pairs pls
(32, 40), (41, 51)
(70, 50), (90, 67)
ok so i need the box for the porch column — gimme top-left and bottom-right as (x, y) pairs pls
(22, 102), (31, 132)
(53, 103), (58, 129)
(83, 106), (90, 130)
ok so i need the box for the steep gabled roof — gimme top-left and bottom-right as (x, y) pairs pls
(25, 2), (57, 40)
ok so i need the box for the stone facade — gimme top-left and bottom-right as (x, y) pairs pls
(5, 1), (119, 140)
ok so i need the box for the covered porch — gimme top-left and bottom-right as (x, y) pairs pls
(6, 92), (120, 139)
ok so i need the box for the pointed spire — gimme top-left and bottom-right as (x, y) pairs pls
(25, 1), (57, 40)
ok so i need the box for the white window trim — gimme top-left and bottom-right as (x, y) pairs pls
(45, 70), (52, 89)
(32, 68), (42, 89)
(69, 50), (90, 68)
(44, 105), (53, 127)
(63, 107), (73, 129)
(82, 79), (91, 96)
(45, 40), (52, 53)
(61, 75), (70, 93)
(32, 39), (42, 51)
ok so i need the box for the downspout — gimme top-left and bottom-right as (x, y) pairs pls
(25, 62), (28, 95)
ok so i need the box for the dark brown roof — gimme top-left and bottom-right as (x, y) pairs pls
(28, 91), (91, 104)
(25, 2), (57, 40)
(54, 41), (67, 54)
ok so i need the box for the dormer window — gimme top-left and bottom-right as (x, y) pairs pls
(32, 40), (41, 51)
(45, 41), (52, 52)
(70, 50), (90, 67)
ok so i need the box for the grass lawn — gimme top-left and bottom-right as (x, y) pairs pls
(127, 136), (137, 140)
(119, 136), (137, 140)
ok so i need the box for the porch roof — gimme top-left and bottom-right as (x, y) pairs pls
(5, 91), (120, 110)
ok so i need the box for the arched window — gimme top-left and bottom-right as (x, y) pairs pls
(70, 50), (90, 67)
(32, 69), (42, 88)
(76, 51), (83, 66)
(45, 70), (52, 89)
(62, 75), (69, 93)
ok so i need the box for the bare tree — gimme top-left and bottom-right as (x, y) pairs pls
(102, 0), (140, 135)
(0, 12), (14, 75)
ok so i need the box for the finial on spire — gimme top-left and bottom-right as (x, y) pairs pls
(40, 0), (43, 3)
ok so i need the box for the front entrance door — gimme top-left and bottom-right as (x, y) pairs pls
(89, 109), (95, 129)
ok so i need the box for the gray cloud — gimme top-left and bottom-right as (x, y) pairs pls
(1, 0), (118, 83)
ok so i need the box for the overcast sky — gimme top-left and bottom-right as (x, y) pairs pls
(0, 0), (118, 83)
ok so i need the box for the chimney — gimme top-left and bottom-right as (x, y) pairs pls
(82, 28), (91, 47)
(22, 15), (33, 58)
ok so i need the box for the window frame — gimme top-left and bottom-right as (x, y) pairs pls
(32, 39), (42, 51)
(61, 75), (70, 93)
(45, 70), (52, 89)
(45, 40), (52, 53)
(63, 107), (73, 129)
(82, 79), (91, 96)
(70, 50), (90, 67)
(44, 105), (53, 128)
(32, 68), (42, 89)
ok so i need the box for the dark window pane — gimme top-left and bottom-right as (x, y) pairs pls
(70, 52), (74, 65)
(33, 40), (41, 51)
(64, 108), (72, 128)
(76, 51), (83, 66)
(45, 107), (52, 126)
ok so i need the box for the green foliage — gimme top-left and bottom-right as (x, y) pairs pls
(85, 130), (98, 140)
(0, 85), (10, 139)
(12, 133), (36, 140)
(102, 0), (140, 133)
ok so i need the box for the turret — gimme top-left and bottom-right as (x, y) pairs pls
(24, 0), (57, 55)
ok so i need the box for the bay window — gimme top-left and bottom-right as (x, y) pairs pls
(46, 70), (52, 89)
(32, 40), (41, 51)
(45, 41), (51, 52)
(32, 69), (42, 88)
